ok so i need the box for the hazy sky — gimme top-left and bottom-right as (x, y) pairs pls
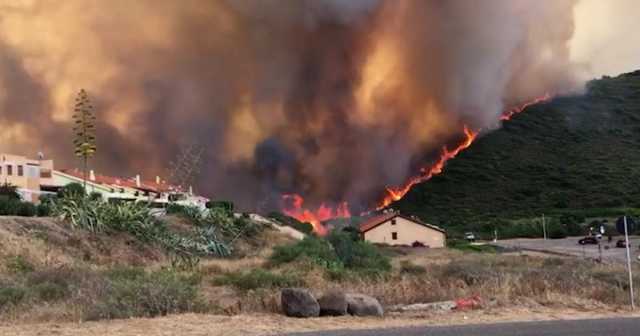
(571, 0), (640, 78)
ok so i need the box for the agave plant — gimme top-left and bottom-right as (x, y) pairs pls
(51, 197), (107, 233)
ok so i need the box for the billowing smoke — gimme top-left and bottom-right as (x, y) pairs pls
(0, 0), (638, 212)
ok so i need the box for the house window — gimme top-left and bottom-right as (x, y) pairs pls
(7, 165), (12, 176)
(391, 219), (397, 225)
(0, 166), (2, 175)
(40, 169), (52, 178)
(392, 232), (398, 240)
(17, 165), (24, 176)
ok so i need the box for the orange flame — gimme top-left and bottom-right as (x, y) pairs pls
(376, 125), (477, 209)
(500, 93), (551, 121)
(281, 194), (351, 236)
(281, 94), (551, 234)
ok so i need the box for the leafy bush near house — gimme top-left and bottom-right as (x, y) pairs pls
(0, 183), (21, 200)
(58, 182), (85, 198)
(0, 198), (38, 217)
(213, 268), (303, 291)
(270, 231), (391, 278)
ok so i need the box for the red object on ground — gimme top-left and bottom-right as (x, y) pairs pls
(454, 296), (482, 310)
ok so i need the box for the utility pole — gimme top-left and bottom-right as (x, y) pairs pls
(542, 214), (547, 240)
(624, 216), (635, 310)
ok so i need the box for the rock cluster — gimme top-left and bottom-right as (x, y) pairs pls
(281, 288), (383, 318)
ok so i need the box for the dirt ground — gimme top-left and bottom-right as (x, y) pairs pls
(2, 307), (639, 336)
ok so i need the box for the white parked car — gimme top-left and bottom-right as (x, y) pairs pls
(465, 232), (476, 242)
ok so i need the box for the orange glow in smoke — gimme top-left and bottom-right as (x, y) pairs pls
(282, 95), (552, 234)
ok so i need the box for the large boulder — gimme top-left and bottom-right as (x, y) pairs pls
(281, 288), (320, 318)
(318, 291), (348, 316)
(346, 294), (384, 317)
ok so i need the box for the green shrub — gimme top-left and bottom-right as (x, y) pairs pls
(400, 261), (427, 275)
(5, 255), (34, 274)
(58, 183), (85, 199)
(0, 286), (25, 308)
(36, 203), (52, 217)
(271, 232), (391, 277)
(85, 269), (203, 320)
(32, 282), (69, 302)
(166, 203), (187, 215)
(270, 236), (338, 267)
(547, 220), (569, 239)
(89, 192), (103, 201)
(104, 266), (147, 281)
(327, 231), (391, 276)
(206, 200), (234, 213)
(214, 268), (303, 291)
(17, 202), (36, 217)
(0, 183), (21, 200)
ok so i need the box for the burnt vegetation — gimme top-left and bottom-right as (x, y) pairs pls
(394, 70), (640, 238)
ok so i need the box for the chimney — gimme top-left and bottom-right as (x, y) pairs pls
(89, 170), (96, 181)
(135, 174), (141, 187)
(156, 176), (161, 184)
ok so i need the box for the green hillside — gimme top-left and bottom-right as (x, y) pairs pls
(393, 70), (640, 237)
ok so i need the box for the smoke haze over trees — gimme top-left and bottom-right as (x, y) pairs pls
(1, 0), (639, 212)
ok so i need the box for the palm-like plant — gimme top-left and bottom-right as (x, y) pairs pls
(72, 89), (97, 192)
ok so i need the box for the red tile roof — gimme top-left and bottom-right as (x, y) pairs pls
(59, 169), (180, 193)
(359, 212), (445, 233)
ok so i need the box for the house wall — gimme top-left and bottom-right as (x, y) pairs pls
(0, 153), (53, 203)
(363, 216), (445, 248)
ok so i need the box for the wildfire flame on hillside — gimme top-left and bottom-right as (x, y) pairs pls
(281, 194), (351, 235)
(283, 94), (552, 234)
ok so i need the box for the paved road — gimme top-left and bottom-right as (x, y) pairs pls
(286, 317), (640, 336)
(493, 236), (640, 263)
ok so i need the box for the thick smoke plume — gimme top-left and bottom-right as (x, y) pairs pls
(0, 0), (637, 212)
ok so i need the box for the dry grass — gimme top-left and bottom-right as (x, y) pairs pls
(1, 216), (639, 326)
(213, 249), (640, 314)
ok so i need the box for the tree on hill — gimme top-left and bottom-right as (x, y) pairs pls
(72, 89), (97, 192)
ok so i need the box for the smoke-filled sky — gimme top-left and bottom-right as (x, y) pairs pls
(1, 0), (639, 212)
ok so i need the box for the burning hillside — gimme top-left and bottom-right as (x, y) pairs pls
(282, 94), (551, 234)
(1, 1), (639, 232)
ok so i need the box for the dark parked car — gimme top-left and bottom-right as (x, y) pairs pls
(579, 236), (598, 245)
(616, 239), (630, 248)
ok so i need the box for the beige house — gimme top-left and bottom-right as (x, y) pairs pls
(359, 212), (446, 248)
(0, 153), (55, 202)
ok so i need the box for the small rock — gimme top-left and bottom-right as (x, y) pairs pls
(390, 300), (456, 312)
(346, 294), (384, 317)
(318, 291), (348, 316)
(281, 288), (320, 318)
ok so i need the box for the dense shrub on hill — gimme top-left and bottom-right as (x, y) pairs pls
(393, 70), (640, 237)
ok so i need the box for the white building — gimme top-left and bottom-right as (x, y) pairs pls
(359, 212), (446, 248)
